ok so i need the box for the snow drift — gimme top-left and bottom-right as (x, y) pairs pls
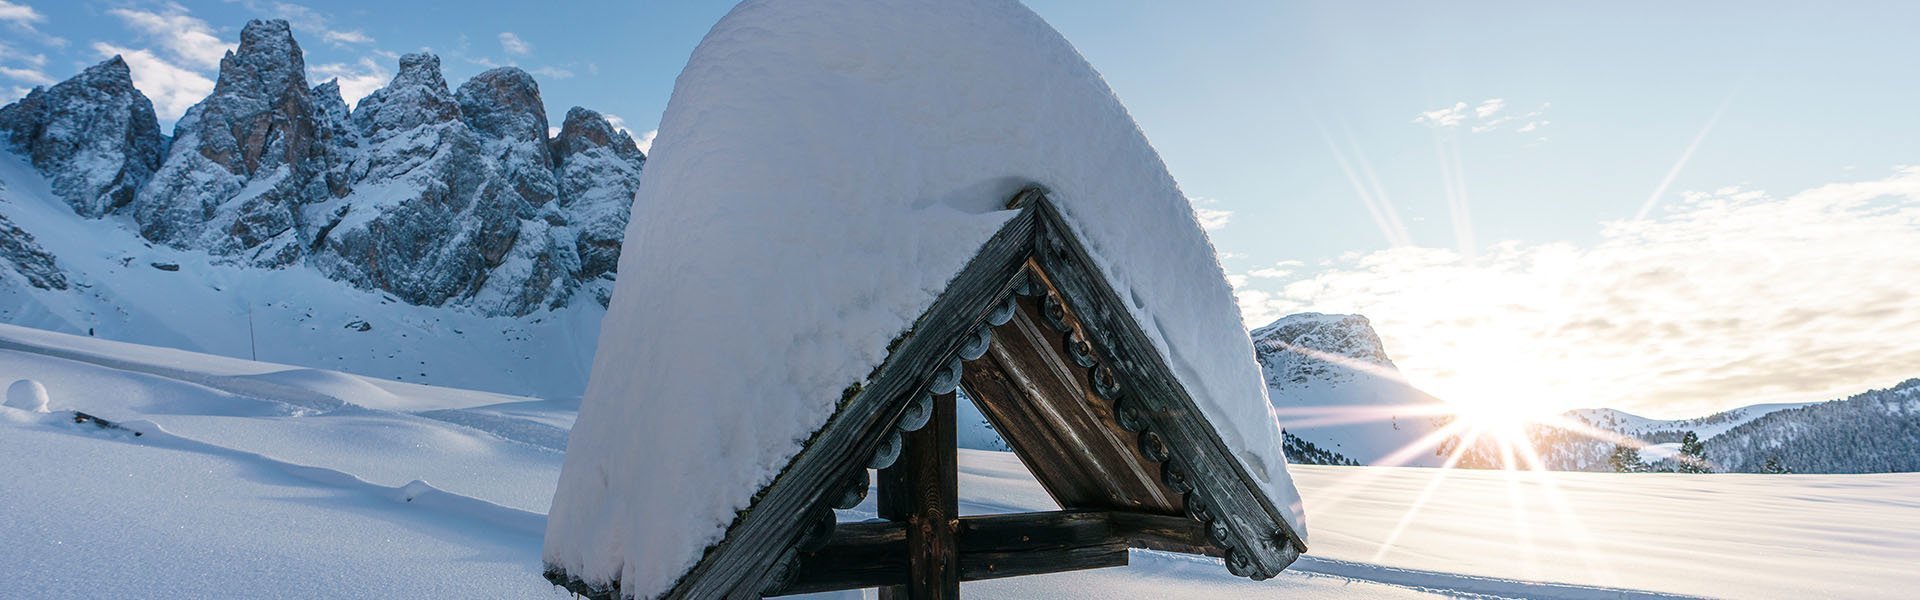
(544, 0), (1305, 596)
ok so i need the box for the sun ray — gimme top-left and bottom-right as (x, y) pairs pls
(1369, 424), (1482, 563)
(1634, 91), (1737, 220)
(1509, 432), (1621, 587)
(1305, 418), (1474, 515)
(1315, 120), (1412, 247)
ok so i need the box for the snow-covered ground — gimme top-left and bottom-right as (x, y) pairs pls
(2, 325), (1915, 598)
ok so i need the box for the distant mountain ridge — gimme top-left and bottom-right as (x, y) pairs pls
(1448, 384), (1914, 473)
(1707, 379), (1920, 473)
(0, 19), (644, 317)
(1252, 313), (1448, 466)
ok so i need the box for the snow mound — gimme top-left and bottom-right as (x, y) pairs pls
(6, 378), (48, 412)
(544, 0), (1304, 596)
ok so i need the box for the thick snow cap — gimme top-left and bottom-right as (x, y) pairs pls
(544, 0), (1307, 596)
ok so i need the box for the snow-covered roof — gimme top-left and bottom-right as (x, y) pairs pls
(543, 0), (1306, 597)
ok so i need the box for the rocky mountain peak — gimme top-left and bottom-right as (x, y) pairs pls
(457, 67), (555, 206)
(0, 55), (165, 218)
(80, 55), (136, 87)
(551, 106), (645, 286)
(353, 53), (460, 141)
(457, 67), (548, 145)
(395, 53), (450, 93)
(1251, 313), (1398, 387)
(129, 16), (340, 263)
(214, 20), (306, 101)
(553, 106), (644, 166)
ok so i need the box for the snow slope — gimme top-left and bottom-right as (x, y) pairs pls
(0, 154), (604, 402)
(2, 326), (1917, 598)
(548, 0), (1301, 595)
(1253, 313), (1450, 467)
(1568, 402), (1815, 441)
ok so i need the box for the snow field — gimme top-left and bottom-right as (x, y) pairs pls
(5, 326), (1918, 598)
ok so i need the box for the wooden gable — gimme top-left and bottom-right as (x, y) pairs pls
(546, 188), (1305, 599)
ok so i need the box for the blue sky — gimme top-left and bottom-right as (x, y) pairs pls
(3, 0), (1918, 416)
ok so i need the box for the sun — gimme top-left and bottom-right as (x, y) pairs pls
(1411, 352), (1572, 462)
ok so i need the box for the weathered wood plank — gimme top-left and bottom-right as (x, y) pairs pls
(1026, 198), (1304, 579)
(958, 295), (1179, 513)
(879, 393), (959, 600)
(775, 510), (1205, 596)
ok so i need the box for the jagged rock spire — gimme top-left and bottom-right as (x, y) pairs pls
(458, 67), (556, 205)
(0, 56), (166, 217)
(352, 53), (461, 140)
(130, 19), (349, 266)
(552, 106), (646, 284)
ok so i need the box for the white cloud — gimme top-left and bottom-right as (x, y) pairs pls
(0, 41), (45, 67)
(0, 0), (63, 47)
(530, 66), (573, 80)
(1247, 260), (1304, 279)
(94, 42), (213, 121)
(1418, 98), (1550, 135)
(233, 1), (374, 48)
(322, 30), (373, 45)
(2, 85), (30, 103)
(1188, 196), (1233, 230)
(309, 56), (390, 109)
(1238, 167), (1920, 417)
(547, 126), (560, 139)
(1413, 102), (1469, 128)
(0, 0), (42, 25)
(1194, 207), (1233, 230)
(634, 129), (657, 154)
(108, 5), (233, 71)
(1474, 98), (1505, 118)
(498, 32), (532, 56)
(0, 64), (50, 85)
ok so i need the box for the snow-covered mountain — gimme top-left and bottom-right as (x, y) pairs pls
(0, 19), (644, 320)
(0, 19), (643, 401)
(1707, 379), (1920, 474)
(1566, 402), (1815, 442)
(1251, 313), (1449, 467)
(1449, 385), (1912, 473)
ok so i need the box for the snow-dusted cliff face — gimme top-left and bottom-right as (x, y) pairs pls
(133, 19), (340, 265)
(1252, 313), (1449, 467)
(0, 19), (644, 317)
(0, 56), (166, 218)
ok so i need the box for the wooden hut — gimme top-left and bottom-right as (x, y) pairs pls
(541, 1), (1308, 598)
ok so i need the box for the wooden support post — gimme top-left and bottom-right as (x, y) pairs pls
(877, 393), (959, 600)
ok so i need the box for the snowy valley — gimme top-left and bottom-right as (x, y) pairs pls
(3, 323), (1917, 599)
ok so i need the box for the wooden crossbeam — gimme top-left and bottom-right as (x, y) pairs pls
(768, 510), (1216, 596)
